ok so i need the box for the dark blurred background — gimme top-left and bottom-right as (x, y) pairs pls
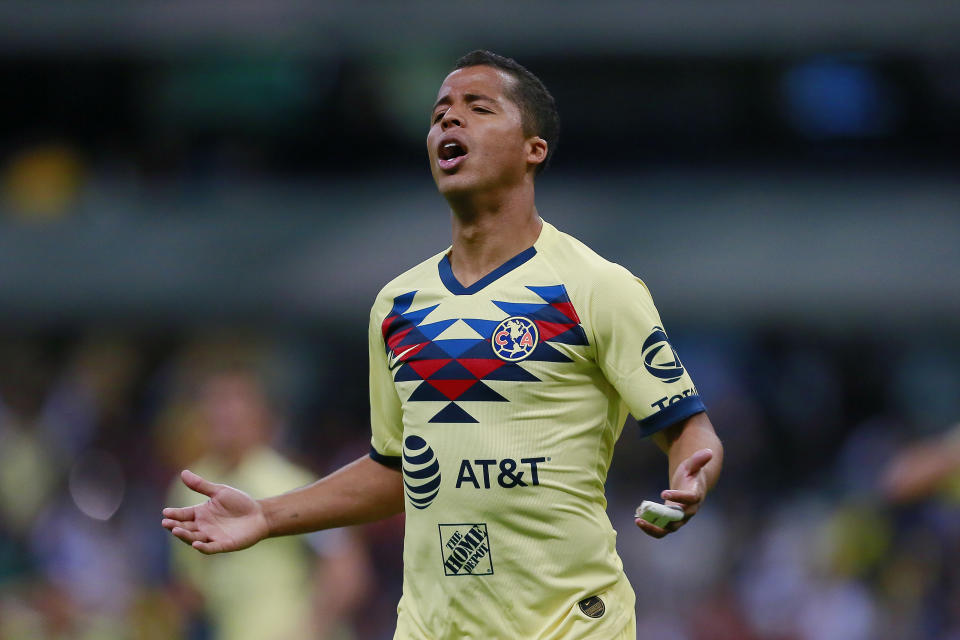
(0, 2), (959, 639)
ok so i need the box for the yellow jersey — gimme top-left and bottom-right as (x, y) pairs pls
(369, 221), (705, 639)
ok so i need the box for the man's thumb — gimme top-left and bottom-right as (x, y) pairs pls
(684, 448), (714, 474)
(182, 469), (220, 498)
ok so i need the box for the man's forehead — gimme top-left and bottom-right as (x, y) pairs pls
(435, 65), (515, 101)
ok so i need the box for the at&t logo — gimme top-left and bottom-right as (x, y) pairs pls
(402, 435), (441, 509)
(491, 316), (538, 362)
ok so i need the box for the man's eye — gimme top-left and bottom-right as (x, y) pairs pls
(432, 111), (445, 123)
(473, 107), (491, 114)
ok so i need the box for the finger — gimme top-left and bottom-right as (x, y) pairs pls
(192, 540), (229, 555)
(635, 518), (668, 539)
(181, 469), (221, 498)
(681, 448), (713, 475)
(162, 506), (196, 521)
(171, 526), (211, 545)
(660, 489), (701, 505)
(162, 518), (199, 532)
(663, 519), (686, 532)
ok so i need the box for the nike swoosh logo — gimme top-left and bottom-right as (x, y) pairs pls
(388, 345), (417, 370)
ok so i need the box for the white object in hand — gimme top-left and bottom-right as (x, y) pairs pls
(635, 501), (684, 528)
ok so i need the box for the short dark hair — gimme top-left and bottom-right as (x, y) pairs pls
(453, 50), (559, 175)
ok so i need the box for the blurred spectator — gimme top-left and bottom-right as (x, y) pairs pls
(882, 423), (960, 503)
(0, 342), (61, 537)
(1, 143), (84, 223)
(0, 338), (172, 639)
(166, 366), (372, 640)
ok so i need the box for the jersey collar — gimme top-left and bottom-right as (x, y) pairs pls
(438, 246), (537, 295)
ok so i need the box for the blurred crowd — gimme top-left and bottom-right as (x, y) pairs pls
(608, 330), (960, 640)
(0, 334), (403, 639)
(0, 328), (957, 639)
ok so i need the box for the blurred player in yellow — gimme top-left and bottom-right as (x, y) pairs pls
(162, 51), (723, 639)
(167, 367), (371, 640)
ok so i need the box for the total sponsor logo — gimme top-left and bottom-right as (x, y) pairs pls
(651, 387), (698, 411)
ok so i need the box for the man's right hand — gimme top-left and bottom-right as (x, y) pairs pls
(161, 469), (270, 555)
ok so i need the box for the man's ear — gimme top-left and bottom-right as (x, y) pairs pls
(526, 137), (548, 169)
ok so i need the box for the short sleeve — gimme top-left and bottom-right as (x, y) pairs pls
(588, 266), (706, 437)
(368, 299), (404, 469)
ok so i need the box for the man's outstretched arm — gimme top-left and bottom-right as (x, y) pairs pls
(636, 411), (723, 539)
(161, 454), (403, 554)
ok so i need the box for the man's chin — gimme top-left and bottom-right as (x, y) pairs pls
(435, 173), (480, 198)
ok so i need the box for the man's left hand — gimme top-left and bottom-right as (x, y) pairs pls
(635, 448), (713, 539)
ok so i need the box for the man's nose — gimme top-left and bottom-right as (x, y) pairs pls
(441, 110), (462, 129)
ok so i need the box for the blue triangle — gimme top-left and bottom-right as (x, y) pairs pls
(548, 325), (590, 346)
(457, 381), (508, 402)
(389, 291), (417, 315)
(409, 381), (448, 401)
(484, 363), (541, 381)
(393, 363), (422, 382)
(403, 304), (439, 326)
(429, 402), (478, 424)
(526, 342), (572, 363)
(430, 360), (476, 380)
(397, 327), (428, 347)
(492, 301), (547, 317)
(461, 341), (495, 358)
(414, 342), (452, 359)
(434, 339), (484, 358)
(527, 285), (570, 304)
(462, 318), (500, 339)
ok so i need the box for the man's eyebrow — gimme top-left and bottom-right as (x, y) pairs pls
(432, 93), (498, 111)
(464, 93), (496, 104)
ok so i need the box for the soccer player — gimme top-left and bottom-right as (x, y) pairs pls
(166, 367), (371, 640)
(162, 50), (723, 639)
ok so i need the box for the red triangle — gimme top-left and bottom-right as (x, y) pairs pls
(386, 325), (413, 350)
(427, 379), (477, 401)
(458, 358), (507, 379)
(408, 358), (451, 379)
(380, 314), (397, 337)
(552, 301), (581, 324)
(536, 320), (575, 341)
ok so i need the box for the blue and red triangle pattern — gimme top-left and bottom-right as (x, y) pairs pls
(381, 285), (589, 423)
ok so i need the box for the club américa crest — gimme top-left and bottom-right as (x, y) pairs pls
(491, 316), (539, 362)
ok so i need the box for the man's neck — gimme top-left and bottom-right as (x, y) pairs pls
(446, 182), (542, 289)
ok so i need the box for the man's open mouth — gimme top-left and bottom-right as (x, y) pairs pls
(438, 139), (468, 171)
(439, 141), (467, 160)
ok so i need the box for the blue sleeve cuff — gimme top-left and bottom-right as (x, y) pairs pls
(369, 445), (402, 470)
(637, 395), (707, 438)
